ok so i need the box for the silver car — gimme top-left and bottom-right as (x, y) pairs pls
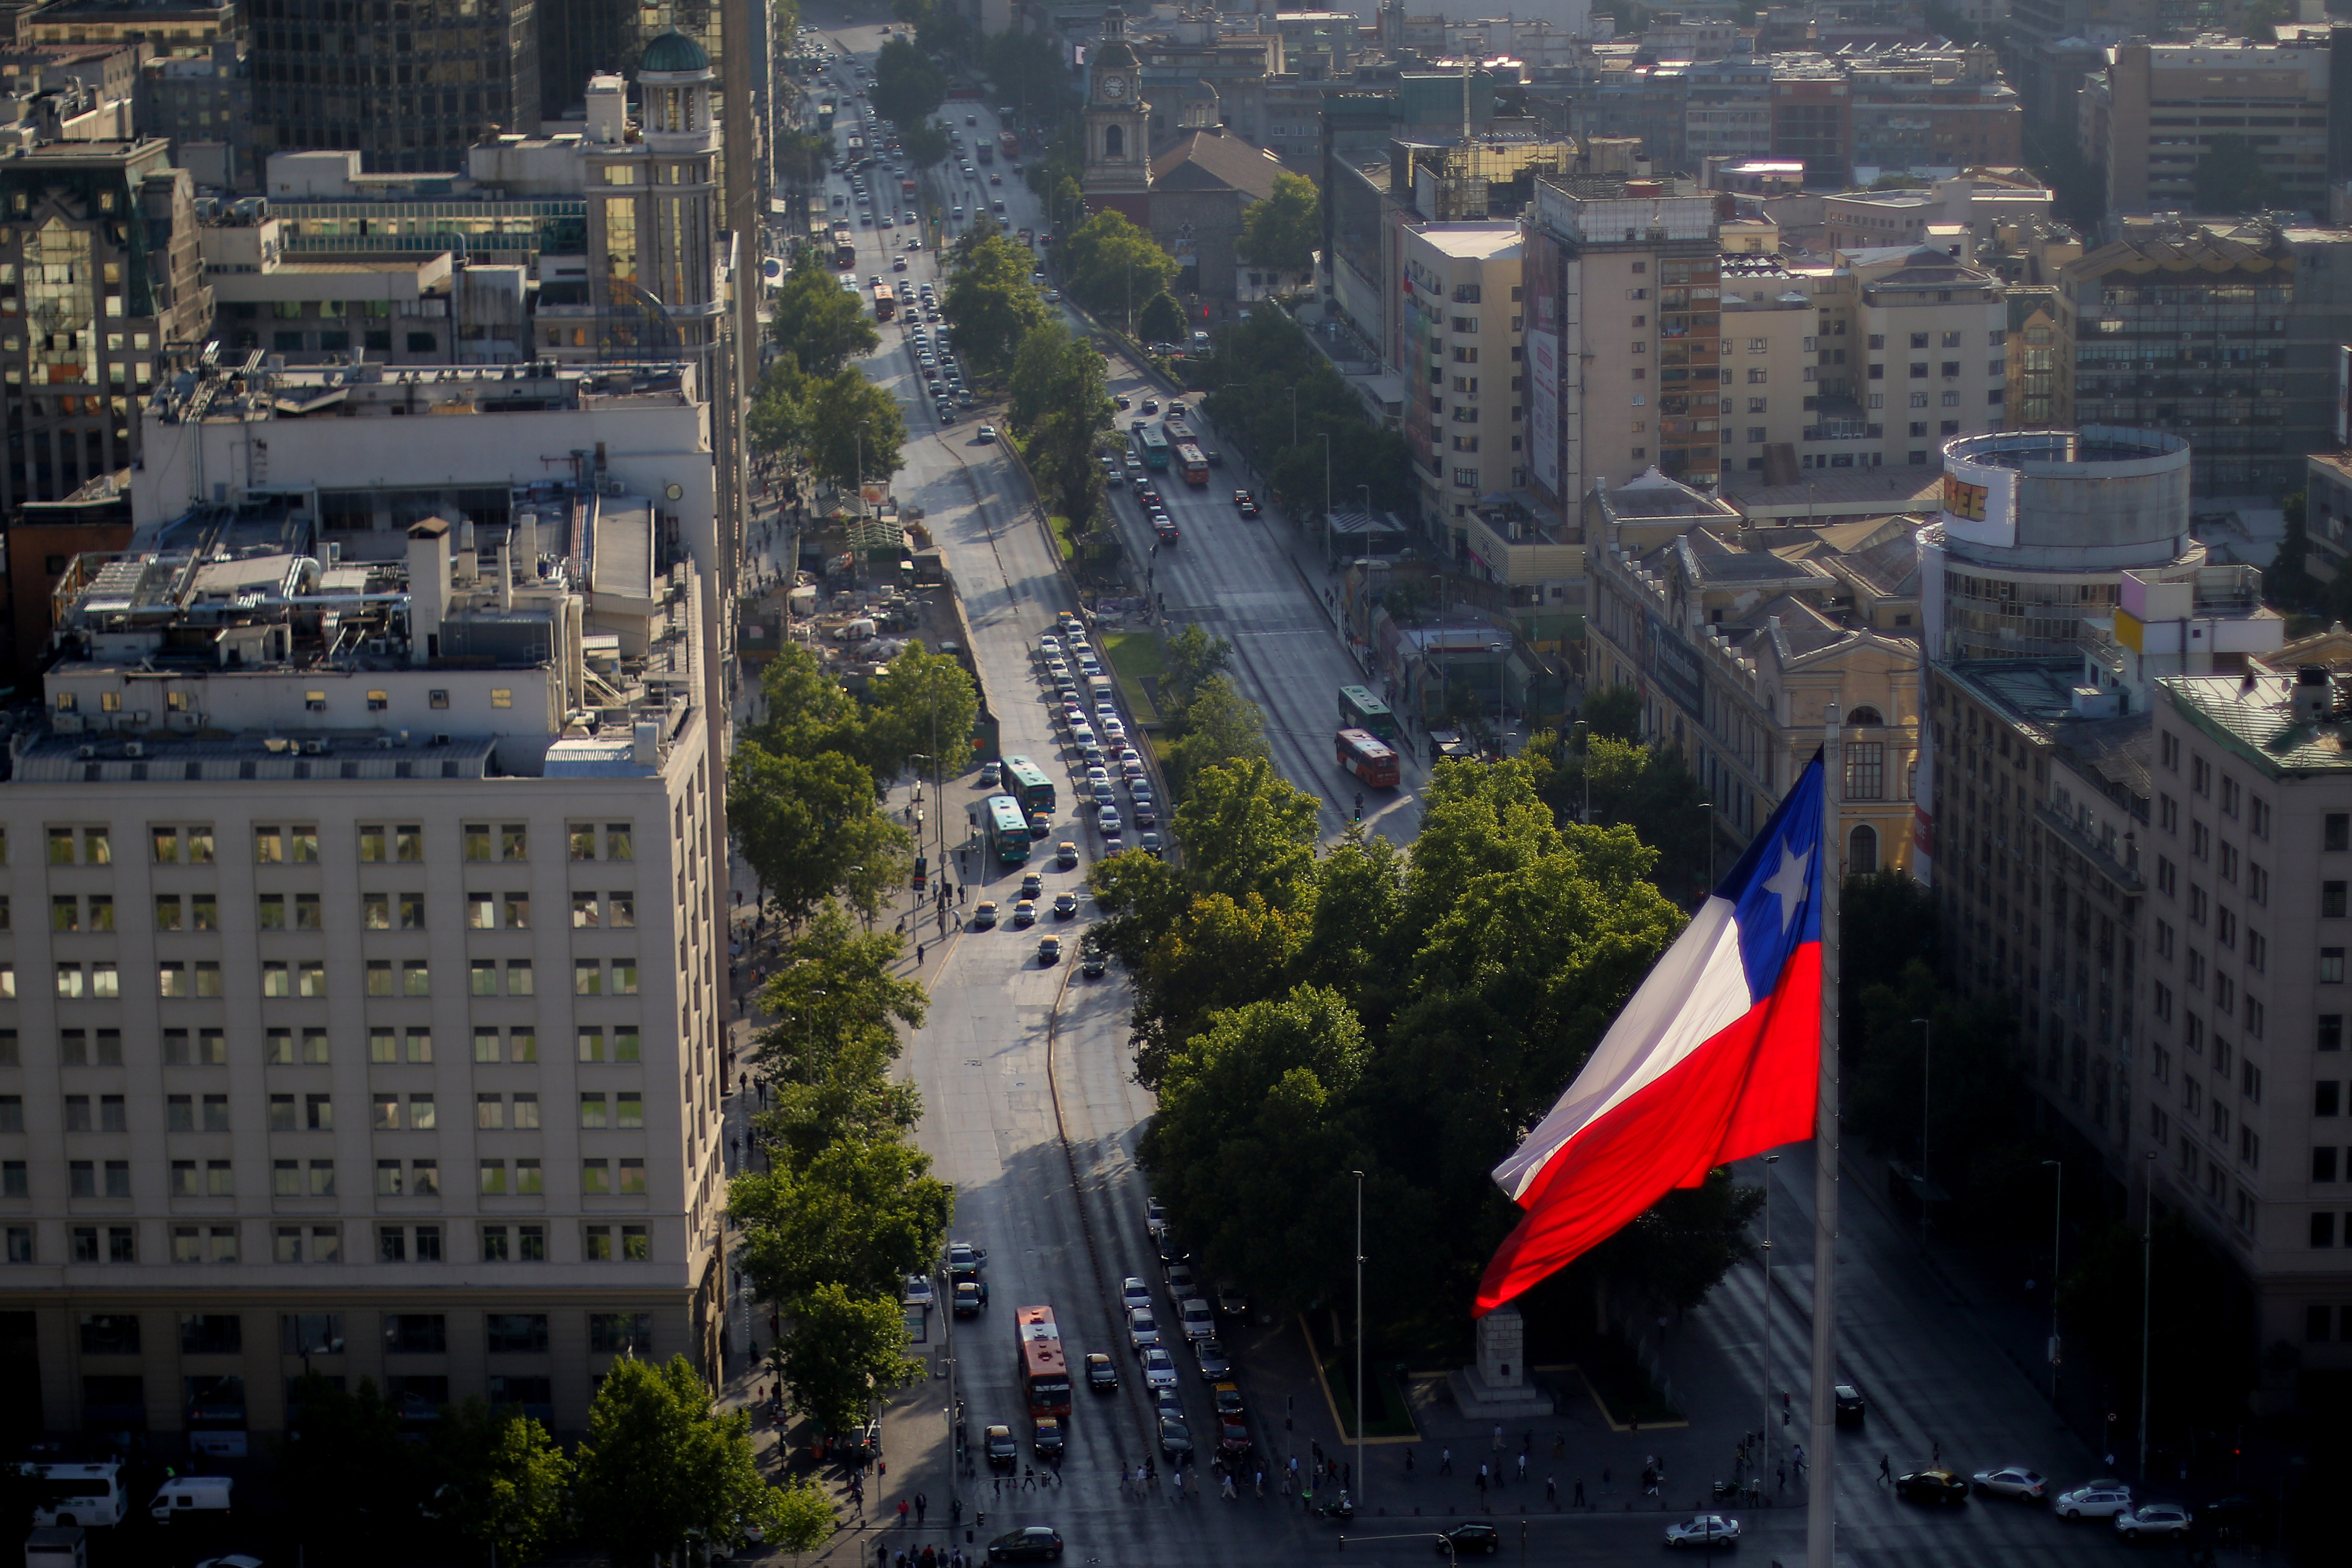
(1972, 1467), (2047, 1502)
(2115, 1503), (2192, 1540)
(1663, 1516), (1741, 1549)
(1127, 1306), (1161, 1351)
(1140, 1345), (1179, 1390)
(1120, 1275), (1152, 1313)
(2055, 1481), (2132, 1520)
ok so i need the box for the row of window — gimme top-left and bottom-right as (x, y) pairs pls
(78, 1309), (657, 1359)
(43, 890), (643, 933)
(2, 1219), (651, 1266)
(21, 821), (636, 867)
(7, 956), (645, 1000)
(5, 1084), (651, 1137)
(0, 1023), (633, 1071)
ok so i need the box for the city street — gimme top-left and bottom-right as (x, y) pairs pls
(751, 20), (2220, 1567)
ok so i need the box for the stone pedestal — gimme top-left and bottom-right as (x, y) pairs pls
(1447, 1303), (1553, 1418)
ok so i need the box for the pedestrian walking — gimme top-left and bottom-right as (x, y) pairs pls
(1170, 1472), (1182, 1504)
(1492, 1423), (1504, 1453)
(1546, 1475), (1557, 1503)
(1777, 1462), (1787, 1493)
(1254, 1470), (1264, 1498)
(1475, 1467), (1488, 1499)
(1573, 1476), (1586, 1508)
(1552, 1433), (1566, 1461)
(1516, 1453), (1527, 1485)
(897, 1499), (910, 1528)
(1221, 1472), (1236, 1500)
(915, 1492), (927, 1524)
(1439, 1446), (1453, 1476)
(1404, 1446), (1415, 1476)
(1877, 1455), (1892, 1485)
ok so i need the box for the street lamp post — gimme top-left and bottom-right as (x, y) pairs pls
(1698, 799), (1714, 893)
(2042, 1158), (2063, 1403)
(1914, 1016), (1932, 1247)
(1488, 642), (1507, 758)
(1353, 1168), (1366, 1518)
(2138, 1149), (2155, 1483)
(1571, 720), (1592, 823)
(1318, 431), (1332, 560)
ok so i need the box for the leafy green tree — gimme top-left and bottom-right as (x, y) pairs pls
(944, 232), (1051, 373)
(870, 36), (946, 127)
(1162, 673), (1271, 802)
(1009, 320), (1113, 524)
(1084, 847), (1192, 969)
(1059, 210), (1179, 326)
(1580, 684), (1642, 741)
(727, 744), (911, 922)
(1239, 172), (1321, 277)
(732, 1133), (953, 1304)
(276, 1374), (422, 1564)
(774, 1284), (928, 1433)
(986, 25), (1079, 118)
(804, 366), (906, 492)
(574, 1356), (796, 1568)
(1141, 986), (1372, 1311)
(424, 1400), (573, 1565)
(759, 1035), (925, 1169)
(861, 640), (982, 783)
(2190, 132), (2278, 214)
(900, 119), (948, 170)
(747, 902), (931, 1084)
(769, 263), (881, 376)
(747, 358), (812, 465)
(1174, 756), (1321, 911)
(775, 130), (831, 197)
(1127, 890), (1306, 1089)
(1162, 622), (1232, 706)
(1580, 1169), (1764, 1315)
(1136, 290), (1187, 345)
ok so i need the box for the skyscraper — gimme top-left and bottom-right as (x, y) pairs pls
(248, 0), (542, 173)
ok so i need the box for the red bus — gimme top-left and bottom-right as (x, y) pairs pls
(831, 226), (857, 270)
(1173, 442), (1209, 485)
(1338, 728), (1399, 788)
(1015, 1305), (1071, 1416)
(871, 281), (897, 321)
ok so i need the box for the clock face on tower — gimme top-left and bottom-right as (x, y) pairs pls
(1103, 75), (1127, 101)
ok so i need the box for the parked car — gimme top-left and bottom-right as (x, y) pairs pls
(953, 1279), (988, 1315)
(1972, 1467), (2048, 1502)
(1436, 1523), (1501, 1555)
(1663, 1515), (1742, 1550)
(2115, 1503), (2193, 1541)
(903, 1274), (935, 1311)
(2055, 1482), (2134, 1521)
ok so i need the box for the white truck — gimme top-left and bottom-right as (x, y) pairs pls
(150, 1474), (233, 1523)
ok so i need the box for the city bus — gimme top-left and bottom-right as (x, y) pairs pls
(986, 794), (1032, 864)
(1002, 754), (1057, 816)
(1337, 727), (1400, 788)
(1015, 1305), (1072, 1417)
(1173, 441), (1209, 485)
(1338, 684), (1398, 741)
(1137, 425), (1170, 470)
(818, 98), (837, 131)
(831, 225), (857, 270)
(870, 281), (896, 321)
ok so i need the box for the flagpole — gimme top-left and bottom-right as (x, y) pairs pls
(1808, 709), (1843, 1568)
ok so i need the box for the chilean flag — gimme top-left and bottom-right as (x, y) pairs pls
(1474, 756), (1825, 1315)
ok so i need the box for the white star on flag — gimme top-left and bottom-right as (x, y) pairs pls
(1762, 841), (1810, 931)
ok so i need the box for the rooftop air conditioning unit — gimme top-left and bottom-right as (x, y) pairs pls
(375, 736), (396, 750)
(123, 741), (144, 758)
(432, 733), (451, 747)
(300, 739), (325, 755)
(77, 744), (96, 760)
(54, 714), (83, 734)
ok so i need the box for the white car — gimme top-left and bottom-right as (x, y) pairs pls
(1663, 1516), (1741, 1549)
(2115, 1503), (2192, 1540)
(1140, 1346), (1179, 1390)
(1127, 1306), (1161, 1351)
(1178, 1297), (1215, 1342)
(903, 1274), (936, 1311)
(2055, 1482), (2133, 1520)
(1038, 636), (1062, 658)
(1972, 1467), (2047, 1502)
(1120, 1276), (1153, 1313)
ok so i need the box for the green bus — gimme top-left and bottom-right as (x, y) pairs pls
(1338, 684), (1397, 741)
(1002, 755), (1056, 815)
(1137, 425), (1170, 471)
(986, 795), (1032, 864)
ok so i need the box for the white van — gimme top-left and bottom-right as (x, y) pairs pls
(29, 1463), (126, 1528)
(150, 1475), (233, 1523)
(1087, 675), (1115, 705)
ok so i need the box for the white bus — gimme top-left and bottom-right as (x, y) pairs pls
(30, 1461), (129, 1528)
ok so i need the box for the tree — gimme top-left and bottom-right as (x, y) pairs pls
(944, 232), (1051, 373)
(1141, 986), (1372, 1311)
(1173, 756), (1321, 911)
(769, 263), (881, 376)
(986, 26), (1079, 119)
(1009, 321), (1113, 525)
(425, 1400), (573, 1565)
(1581, 684), (1642, 741)
(767, 1475), (842, 1555)
(1127, 890), (1307, 1090)
(2190, 133), (2279, 215)
(1161, 622), (1232, 707)
(870, 36), (945, 127)
(727, 744), (911, 922)
(574, 1355), (799, 1568)
(276, 1374), (422, 1564)
(1136, 290), (1187, 345)
(774, 1284), (928, 1434)
(900, 117), (950, 169)
(1059, 210), (1179, 325)
(744, 641), (864, 757)
(1162, 673), (1271, 802)
(861, 640), (982, 783)
(804, 366), (906, 492)
(747, 358), (812, 464)
(747, 902), (931, 1085)
(2059, 1214), (2256, 1447)
(731, 1134), (955, 1305)
(1238, 172), (1320, 277)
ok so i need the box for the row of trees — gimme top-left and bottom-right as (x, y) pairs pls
(753, 251), (905, 494)
(1199, 311), (1417, 526)
(235, 1363), (832, 1567)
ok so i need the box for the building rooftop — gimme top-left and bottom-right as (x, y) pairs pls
(1945, 657), (2154, 809)
(1408, 220), (1521, 260)
(145, 357), (699, 429)
(2163, 670), (2352, 778)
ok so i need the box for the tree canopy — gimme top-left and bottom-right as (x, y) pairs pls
(870, 36), (945, 127)
(768, 254), (881, 375)
(1008, 320), (1113, 526)
(1059, 210), (1180, 326)
(1198, 311), (1416, 521)
(802, 366), (906, 492)
(944, 231), (1052, 374)
(574, 1356), (815, 1566)
(774, 1283), (931, 1433)
(1136, 290), (1188, 345)
(1238, 172), (1321, 277)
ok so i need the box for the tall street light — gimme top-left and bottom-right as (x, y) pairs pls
(1318, 432), (1333, 560)
(1913, 1016), (1932, 1248)
(1570, 720), (1591, 823)
(1488, 641), (1507, 758)
(1697, 798), (1714, 894)
(2042, 1158), (2063, 1403)
(2138, 1149), (2155, 1483)
(1760, 1151), (1779, 1476)
(1353, 1168), (1366, 1517)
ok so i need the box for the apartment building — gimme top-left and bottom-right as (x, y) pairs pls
(1522, 181), (1724, 513)
(1796, 240), (2009, 475)
(0, 501), (730, 1446)
(1400, 222), (1525, 544)
(250, 0), (542, 174)
(2088, 34), (2339, 219)
(1719, 254), (1813, 483)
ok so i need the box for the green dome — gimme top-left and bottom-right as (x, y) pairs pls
(639, 28), (710, 74)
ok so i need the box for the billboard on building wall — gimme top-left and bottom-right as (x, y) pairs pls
(1525, 228), (1562, 498)
(1939, 453), (2018, 550)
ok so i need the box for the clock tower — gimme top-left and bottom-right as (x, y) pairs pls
(1081, 9), (1152, 226)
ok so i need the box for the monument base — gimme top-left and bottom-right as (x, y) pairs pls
(1446, 1364), (1554, 1419)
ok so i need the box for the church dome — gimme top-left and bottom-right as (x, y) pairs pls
(639, 28), (711, 74)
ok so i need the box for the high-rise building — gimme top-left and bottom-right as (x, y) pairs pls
(2086, 34), (2339, 219)
(248, 0), (542, 173)
(0, 492), (731, 1442)
(0, 138), (211, 514)
(1400, 221), (1522, 538)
